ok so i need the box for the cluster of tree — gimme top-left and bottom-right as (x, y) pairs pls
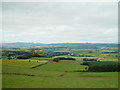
(83, 58), (98, 61)
(17, 53), (45, 59)
(39, 52), (70, 57)
(2, 50), (28, 55)
(81, 61), (120, 72)
(11, 48), (20, 49)
(81, 62), (89, 65)
(78, 54), (94, 57)
(102, 51), (118, 54)
(7, 53), (16, 60)
(107, 55), (118, 57)
(28, 48), (41, 50)
(88, 51), (93, 53)
(53, 57), (76, 62)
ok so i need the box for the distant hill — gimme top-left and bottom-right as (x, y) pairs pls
(1, 42), (47, 48)
(1, 42), (118, 49)
(49, 43), (118, 49)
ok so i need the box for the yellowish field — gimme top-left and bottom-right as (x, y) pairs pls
(53, 56), (99, 59)
(73, 57), (99, 59)
(53, 51), (70, 52)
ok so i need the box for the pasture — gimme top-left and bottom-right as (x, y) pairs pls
(2, 45), (119, 88)
(2, 58), (118, 88)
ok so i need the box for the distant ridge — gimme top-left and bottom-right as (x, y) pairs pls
(1, 42), (118, 49)
(1, 42), (47, 48)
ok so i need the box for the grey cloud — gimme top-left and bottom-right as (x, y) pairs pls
(2, 2), (118, 43)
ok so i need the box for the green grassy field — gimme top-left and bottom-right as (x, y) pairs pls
(2, 58), (118, 88)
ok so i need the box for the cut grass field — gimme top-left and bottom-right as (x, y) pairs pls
(2, 59), (118, 88)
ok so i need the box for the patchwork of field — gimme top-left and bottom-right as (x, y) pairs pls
(2, 58), (118, 88)
(2, 46), (119, 88)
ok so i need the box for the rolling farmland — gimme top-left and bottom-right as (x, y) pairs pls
(1, 43), (119, 88)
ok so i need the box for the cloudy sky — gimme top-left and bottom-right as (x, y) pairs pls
(1, 2), (118, 43)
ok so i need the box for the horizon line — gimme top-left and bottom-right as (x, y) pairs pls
(0, 42), (118, 44)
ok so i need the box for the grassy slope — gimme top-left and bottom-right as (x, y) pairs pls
(3, 74), (118, 88)
(2, 59), (118, 88)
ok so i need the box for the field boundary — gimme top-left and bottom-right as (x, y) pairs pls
(2, 72), (35, 76)
(30, 62), (48, 69)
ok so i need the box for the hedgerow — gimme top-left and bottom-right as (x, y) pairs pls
(81, 61), (120, 72)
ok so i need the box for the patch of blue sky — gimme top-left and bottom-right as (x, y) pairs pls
(0, 32), (2, 36)
(2, 30), (24, 35)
